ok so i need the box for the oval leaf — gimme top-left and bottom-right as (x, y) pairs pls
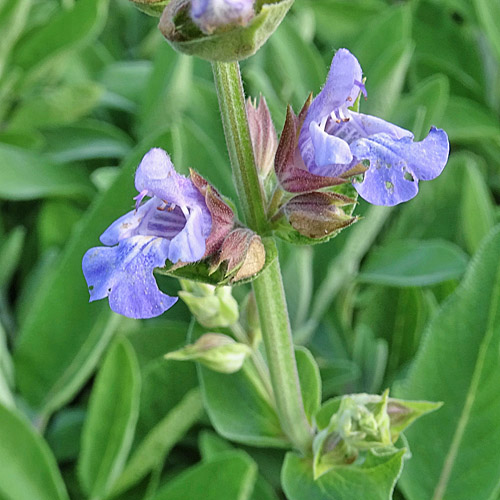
(359, 239), (468, 287)
(151, 451), (257, 500)
(0, 405), (69, 500)
(395, 226), (500, 499)
(282, 449), (405, 500)
(78, 338), (140, 499)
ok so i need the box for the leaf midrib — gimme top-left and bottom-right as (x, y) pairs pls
(432, 261), (500, 499)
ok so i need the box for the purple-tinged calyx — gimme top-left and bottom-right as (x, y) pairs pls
(298, 48), (450, 206)
(190, 0), (255, 34)
(82, 148), (212, 319)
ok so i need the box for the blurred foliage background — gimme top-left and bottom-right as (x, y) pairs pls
(1, 0), (500, 499)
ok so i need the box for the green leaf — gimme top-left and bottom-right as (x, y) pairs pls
(282, 449), (405, 500)
(150, 451), (258, 500)
(198, 432), (280, 500)
(0, 404), (69, 500)
(8, 82), (103, 131)
(460, 160), (496, 254)
(395, 226), (500, 499)
(295, 347), (321, 425)
(12, 131), (177, 417)
(78, 338), (140, 499)
(440, 97), (500, 143)
(13, 0), (110, 77)
(112, 387), (204, 496)
(43, 120), (133, 163)
(46, 408), (86, 463)
(0, 0), (31, 79)
(198, 358), (288, 448)
(0, 144), (94, 200)
(396, 74), (450, 141)
(358, 240), (469, 287)
(473, 0), (500, 62)
(0, 324), (14, 408)
(0, 226), (26, 288)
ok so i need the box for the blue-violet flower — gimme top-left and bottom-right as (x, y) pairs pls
(82, 148), (212, 319)
(191, 0), (254, 34)
(299, 48), (450, 206)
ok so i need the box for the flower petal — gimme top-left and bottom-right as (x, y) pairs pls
(326, 112), (413, 144)
(308, 121), (353, 176)
(351, 129), (448, 205)
(82, 235), (177, 319)
(168, 206), (208, 263)
(309, 49), (363, 121)
(135, 148), (205, 210)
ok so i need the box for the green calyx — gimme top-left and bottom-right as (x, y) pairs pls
(159, 0), (294, 62)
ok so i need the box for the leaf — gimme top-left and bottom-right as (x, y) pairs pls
(43, 120), (133, 163)
(473, 0), (500, 62)
(112, 387), (204, 496)
(198, 357), (288, 448)
(150, 451), (258, 500)
(282, 449), (405, 500)
(440, 97), (500, 143)
(460, 160), (496, 254)
(198, 432), (280, 500)
(0, 404), (69, 500)
(395, 226), (500, 500)
(0, 144), (94, 200)
(12, 131), (177, 417)
(295, 347), (321, 424)
(13, 0), (110, 76)
(0, 0), (31, 79)
(8, 82), (103, 131)
(78, 338), (141, 499)
(358, 240), (469, 287)
(396, 74), (450, 141)
(0, 226), (26, 288)
(46, 408), (86, 463)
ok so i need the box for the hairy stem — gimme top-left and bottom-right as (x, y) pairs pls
(212, 61), (313, 454)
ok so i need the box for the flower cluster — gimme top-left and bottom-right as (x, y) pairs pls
(83, 47), (450, 320)
(290, 48), (449, 207)
(83, 149), (214, 319)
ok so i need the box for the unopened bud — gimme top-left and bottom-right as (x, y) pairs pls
(213, 228), (266, 282)
(283, 192), (357, 239)
(178, 280), (239, 327)
(159, 0), (293, 62)
(312, 390), (441, 478)
(128, 0), (170, 16)
(246, 96), (277, 178)
(165, 333), (252, 373)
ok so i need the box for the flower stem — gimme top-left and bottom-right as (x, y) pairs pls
(212, 61), (313, 454)
(211, 61), (267, 233)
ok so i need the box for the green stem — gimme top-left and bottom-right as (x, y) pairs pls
(253, 248), (313, 454)
(212, 61), (313, 454)
(211, 62), (267, 233)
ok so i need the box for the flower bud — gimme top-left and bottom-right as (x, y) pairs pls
(213, 228), (266, 282)
(312, 390), (441, 478)
(178, 280), (239, 327)
(165, 333), (252, 373)
(128, 0), (170, 16)
(281, 191), (357, 240)
(246, 96), (277, 179)
(159, 0), (293, 62)
(191, 0), (255, 34)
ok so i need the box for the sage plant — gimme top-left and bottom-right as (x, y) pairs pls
(83, 0), (449, 496)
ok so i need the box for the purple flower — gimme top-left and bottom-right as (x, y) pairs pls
(82, 148), (212, 319)
(299, 49), (449, 206)
(191, 0), (254, 34)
